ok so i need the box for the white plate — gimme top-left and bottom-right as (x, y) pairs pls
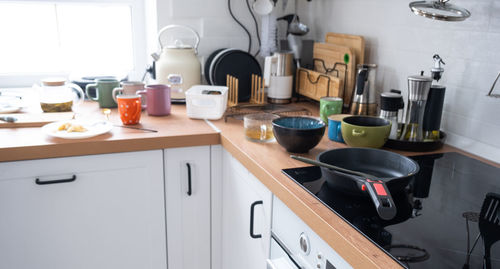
(0, 96), (24, 114)
(41, 120), (113, 139)
(0, 104), (22, 114)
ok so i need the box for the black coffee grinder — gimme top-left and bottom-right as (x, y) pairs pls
(423, 54), (446, 141)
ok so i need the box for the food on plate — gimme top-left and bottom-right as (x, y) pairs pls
(67, 124), (87, 132)
(57, 122), (87, 133)
(58, 122), (71, 131)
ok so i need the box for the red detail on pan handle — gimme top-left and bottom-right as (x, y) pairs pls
(373, 183), (388, 196)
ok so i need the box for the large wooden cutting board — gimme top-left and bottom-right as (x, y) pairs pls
(325, 32), (365, 65)
(0, 112), (74, 128)
(313, 42), (355, 108)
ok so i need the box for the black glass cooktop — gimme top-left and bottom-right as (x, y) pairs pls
(283, 152), (500, 269)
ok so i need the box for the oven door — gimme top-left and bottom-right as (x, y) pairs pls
(267, 234), (302, 269)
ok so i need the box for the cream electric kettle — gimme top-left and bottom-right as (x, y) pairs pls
(155, 25), (201, 101)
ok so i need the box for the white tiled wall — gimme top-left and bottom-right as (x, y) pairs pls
(156, 0), (285, 69)
(300, 0), (500, 163)
(155, 0), (500, 163)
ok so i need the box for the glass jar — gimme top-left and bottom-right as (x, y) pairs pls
(34, 78), (84, 112)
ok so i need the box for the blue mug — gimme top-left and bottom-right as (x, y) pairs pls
(328, 114), (350, 143)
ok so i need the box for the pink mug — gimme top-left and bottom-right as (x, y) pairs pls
(136, 84), (171, 116)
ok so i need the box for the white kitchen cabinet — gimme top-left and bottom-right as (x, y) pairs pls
(0, 150), (166, 269)
(164, 145), (211, 269)
(215, 149), (273, 269)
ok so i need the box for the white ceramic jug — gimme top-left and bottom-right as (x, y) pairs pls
(155, 25), (201, 101)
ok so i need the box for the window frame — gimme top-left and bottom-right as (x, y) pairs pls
(0, 0), (149, 87)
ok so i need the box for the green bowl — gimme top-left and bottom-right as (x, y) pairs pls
(341, 116), (391, 148)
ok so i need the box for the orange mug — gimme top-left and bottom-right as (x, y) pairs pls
(117, 95), (141, 125)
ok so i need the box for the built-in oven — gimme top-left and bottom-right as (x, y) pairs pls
(270, 196), (352, 269)
(267, 233), (301, 269)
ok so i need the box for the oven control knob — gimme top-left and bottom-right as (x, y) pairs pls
(299, 232), (310, 255)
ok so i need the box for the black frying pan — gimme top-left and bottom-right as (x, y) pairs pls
(292, 148), (419, 220)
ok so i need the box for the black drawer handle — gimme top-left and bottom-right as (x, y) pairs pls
(35, 175), (77, 185)
(186, 163), (192, 196)
(250, 200), (263, 239)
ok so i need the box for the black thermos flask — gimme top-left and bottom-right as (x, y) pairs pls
(423, 85), (446, 140)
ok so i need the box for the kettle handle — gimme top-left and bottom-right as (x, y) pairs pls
(263, 55), (277, 88)
(158, 24), (200, 53)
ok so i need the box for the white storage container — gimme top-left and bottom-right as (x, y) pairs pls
(185, 85), (228, 120)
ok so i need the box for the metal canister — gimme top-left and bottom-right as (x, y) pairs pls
(379, 91), (404, 139)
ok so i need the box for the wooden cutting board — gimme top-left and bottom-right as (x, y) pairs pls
(325, 32), (365, 65)
(313, 42), (355, 108)
(325, 33), (365, 64)
(0, 112), (74, 128)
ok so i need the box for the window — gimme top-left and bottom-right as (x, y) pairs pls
(0, 0), (149, 87)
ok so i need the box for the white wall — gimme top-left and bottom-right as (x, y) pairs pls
(300, 0), (500, 163)
(154, 0), (500, 163)
(154, 0), (295, 77)
(156, 0), (261, 67)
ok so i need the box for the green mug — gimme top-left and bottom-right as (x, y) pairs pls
(320, 97), (343, 124)
(85, 78), (120, 108)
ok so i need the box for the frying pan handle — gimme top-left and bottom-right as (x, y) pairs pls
(364, 179), (397, 220)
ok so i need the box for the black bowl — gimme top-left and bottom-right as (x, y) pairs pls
(272, 117), (326, 153)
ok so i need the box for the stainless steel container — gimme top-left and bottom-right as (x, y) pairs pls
(407, 75), (433, 101)
(379, 91), (404, 139)
(273, 51), (294, 76)
(401, 75), (433, 141)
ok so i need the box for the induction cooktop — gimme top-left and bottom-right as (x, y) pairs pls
(283, 152), (500, 269)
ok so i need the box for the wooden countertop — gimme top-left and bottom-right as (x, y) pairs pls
(210, 101), (499, 269)
(1, 100), (496, 268)
(0, 102), (220, 162)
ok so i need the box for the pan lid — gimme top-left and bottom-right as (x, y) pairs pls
(409, 0), (471, 22)
(211, 49), (261, 102)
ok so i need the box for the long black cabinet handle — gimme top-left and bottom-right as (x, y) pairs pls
(250, 200), (263, 239)
(35, 175), (77, 185)
(186, 163), (192, 196)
